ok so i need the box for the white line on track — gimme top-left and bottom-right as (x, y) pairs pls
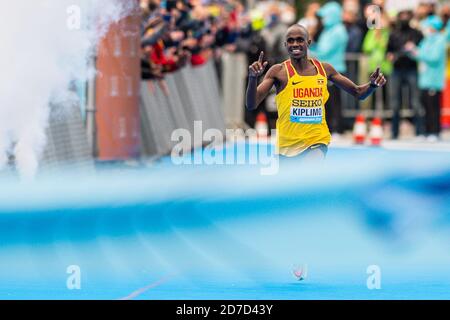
(118, 275), (174, 300)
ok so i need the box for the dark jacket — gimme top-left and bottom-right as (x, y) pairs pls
(387, 25), (423, 70)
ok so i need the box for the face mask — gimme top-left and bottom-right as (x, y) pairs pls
(269, 14), (279, 26)
(399, 20), (409, 29)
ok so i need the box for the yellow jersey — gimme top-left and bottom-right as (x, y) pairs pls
(275, 59), (331, 157)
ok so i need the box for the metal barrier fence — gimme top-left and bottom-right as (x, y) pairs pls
(221, 52), (248, 129)
(342, 53), (415, 120)
(38, 59), (225, 171)
(140, 60), (225, 158)
(41, 98), (94, 172)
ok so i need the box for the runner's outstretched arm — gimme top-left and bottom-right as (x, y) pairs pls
(246, 52), (276, 110)
(322, 63), (387, 101)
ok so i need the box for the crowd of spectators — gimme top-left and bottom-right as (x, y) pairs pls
(139, 0), (296, 128)
(140, 0), (296, 78)
(140, 0), (450, 141)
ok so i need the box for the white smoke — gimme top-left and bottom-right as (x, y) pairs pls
(0, 0), (135, 179)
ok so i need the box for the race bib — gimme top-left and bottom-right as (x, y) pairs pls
(290, 106), (323, 124)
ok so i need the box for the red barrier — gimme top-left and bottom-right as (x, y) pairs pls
(95, 0), (141, 160)
(442, 53), (450, 129)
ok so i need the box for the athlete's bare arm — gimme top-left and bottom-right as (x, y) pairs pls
(245, 52), (283, 110)
(322, 63), (386, 101)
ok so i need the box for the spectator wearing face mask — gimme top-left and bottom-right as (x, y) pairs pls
(261, 6), (288, 66)
(405, 15), (447, 142)
(386, 10), (423, 140)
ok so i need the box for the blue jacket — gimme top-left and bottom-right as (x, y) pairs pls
(416, 32), (447, 90)
(446, 20), (450, 42)
(309, 2), (349, 73)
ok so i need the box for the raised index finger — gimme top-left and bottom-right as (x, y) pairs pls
(258, 51), (264, 63)
(374, 67), (380, 77)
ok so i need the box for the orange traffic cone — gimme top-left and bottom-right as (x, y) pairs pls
(353, 114), (367, 145)
(369, 117), (383, 146)
(255, 112), (268, 138)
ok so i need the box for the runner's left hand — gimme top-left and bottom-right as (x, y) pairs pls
(369, 67), (387, 88)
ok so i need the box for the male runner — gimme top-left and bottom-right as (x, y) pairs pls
(245, 24), (387, 159)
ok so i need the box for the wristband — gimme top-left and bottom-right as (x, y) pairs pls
(370, 83), (379, 88)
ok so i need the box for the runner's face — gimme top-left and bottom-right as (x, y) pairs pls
(285, 29), (310, 59)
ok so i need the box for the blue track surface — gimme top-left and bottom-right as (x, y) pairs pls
(1, 143), (450, 299)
